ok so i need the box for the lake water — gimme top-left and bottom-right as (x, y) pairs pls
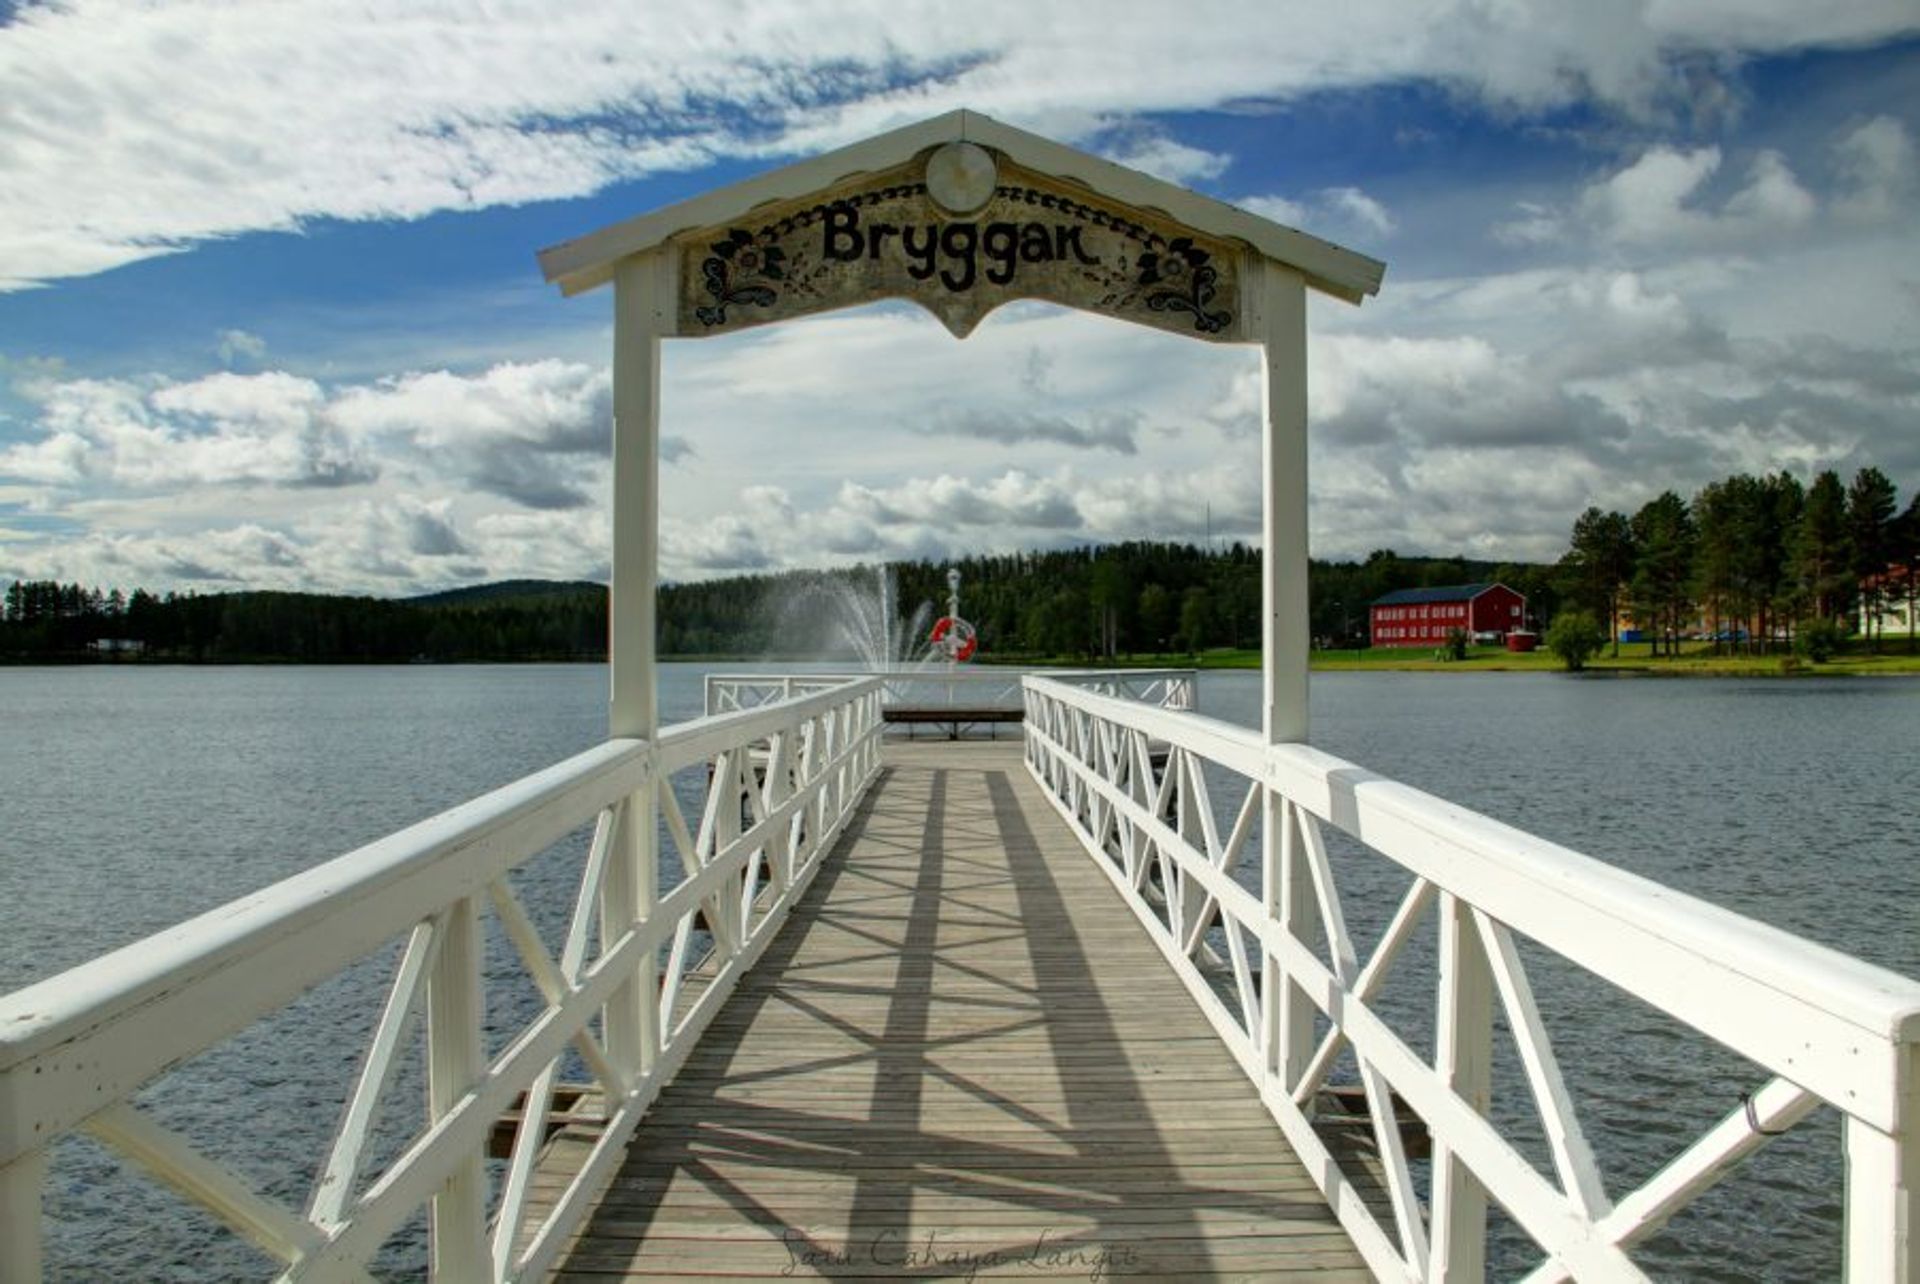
(2, 663), (1915, 1279)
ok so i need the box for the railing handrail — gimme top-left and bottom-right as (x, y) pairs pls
(1270, 738), (1920, 1042)
(1022, 673), (1920, 1091)
(705, 667), (1028, 681)
(705, 667), (1194, 691)
(1022, 672), (1919, 1278)
(1039, 667), (1202, 684)
(0, 675), (884, 1167)
(667, 674), (880, 757)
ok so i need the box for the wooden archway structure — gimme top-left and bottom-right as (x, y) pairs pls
(539, 109), (1383, 746)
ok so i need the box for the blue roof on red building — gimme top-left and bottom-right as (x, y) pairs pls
(1370, 582), (1508, 607)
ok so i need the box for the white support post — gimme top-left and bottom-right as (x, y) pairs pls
(610, 248), (673, 743)
(608, 250), (673, 1082)
(1259, 258), (1310, 747)
(1844, 1040), (1917, 1282)
(2, 1149), (45, 1283)
(1253, 259), (1314, 1098)
(1431, 891), (1494, 1282)
(425, 896), (487, 1281)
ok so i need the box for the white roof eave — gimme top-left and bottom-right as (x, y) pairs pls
(536, 109), (1384, 305)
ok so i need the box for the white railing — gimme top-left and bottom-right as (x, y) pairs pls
(1021, 674), (1919, 1282)
(705, 672), (860, 713)
(706, 667), (1025, 716)
(1045, 666), (1196, 711)
(0, 677), (884, 1283)
(706, 666), (1195, 717)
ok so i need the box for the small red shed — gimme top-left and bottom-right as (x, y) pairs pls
(1368, 583), (1526, 648)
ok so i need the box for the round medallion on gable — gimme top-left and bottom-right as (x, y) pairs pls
(925, 142), (998, 216)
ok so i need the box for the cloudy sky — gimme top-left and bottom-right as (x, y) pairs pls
(1, 2), (1916, 594)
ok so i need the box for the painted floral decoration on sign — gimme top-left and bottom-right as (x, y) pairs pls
(695, 230), (787, 326)
(1137, 238), (1229, 334)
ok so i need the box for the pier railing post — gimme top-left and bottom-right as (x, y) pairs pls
(1431, 891), (1494, 1280)
(2, 1149), (44, 1282)
(1844, 1040), (1917, 1281)
(426, 895), (487, 1280)
(1268, 799), (1319, 1097)
(600, 786), (659, 1086)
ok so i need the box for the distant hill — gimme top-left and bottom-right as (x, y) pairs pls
(408, 579), (604, 607)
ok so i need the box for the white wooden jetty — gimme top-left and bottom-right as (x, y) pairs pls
(4, 109), (1917, 1281)
(528, 738), (1371, 1280)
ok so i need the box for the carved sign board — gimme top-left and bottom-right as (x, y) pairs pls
(676, 143), (1241, 342)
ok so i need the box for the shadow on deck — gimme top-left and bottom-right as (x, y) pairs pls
(539, 741), (1367, 1281)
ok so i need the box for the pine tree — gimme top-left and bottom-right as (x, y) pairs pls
(1629, 492), (1696, 657)
(1794, 470), (1854, 627)
(1847, 467), (1898, 650)
(1566, 507), (1635, 655)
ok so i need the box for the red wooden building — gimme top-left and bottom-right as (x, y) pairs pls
(1368, 583), (1526, 648)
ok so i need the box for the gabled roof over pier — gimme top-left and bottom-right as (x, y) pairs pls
(538, 108), (1385, 310)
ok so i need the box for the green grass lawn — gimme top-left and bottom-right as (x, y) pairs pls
(990, 639), (1920, 676)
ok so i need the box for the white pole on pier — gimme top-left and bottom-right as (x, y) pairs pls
(1252, 258), (1325, 1142)
(611, 248), (671, 744)
(608, 249), (674, 1081)
(1257, 257), (1309, 747)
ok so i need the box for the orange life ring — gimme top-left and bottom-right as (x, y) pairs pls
(929, 615), (978, 662)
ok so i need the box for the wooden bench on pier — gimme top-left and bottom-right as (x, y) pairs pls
(881, 705), (1025, 739)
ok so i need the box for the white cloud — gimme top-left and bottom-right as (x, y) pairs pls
(470, 508), (609, 582)
(0, 491), (620, 594)
(332, 359), (611, 508)
(1722, 150), (1818, 229)
(654, 461), (1264, 578)
(1291, 247), (1920, 559)
(1573, 144), (1815, 247)
(0, 371), (374, 491)
(1833, 115), (1917, 222)
(0, 360), (626, 508)
(1493, 201), (1564, 246)
(879, 471), (1082, 530)
(663, 498), (786, 574)
(1579, 145), (1722, 244)
(1324, 187), (1396, 238)
(6, 18), (1920, 598)
(216, 329), (267, 366)
(1240, 188), (1396, 244)
(1078, 464), (1261, 539)
(1239, 195), (1310, 227)
(1097, 131), (1232, 184)
(3, 1), (1915, 289)
(917, 408), (1140, 454)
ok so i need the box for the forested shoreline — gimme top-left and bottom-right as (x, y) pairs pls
(1, 547), (1552, 664)
(4, 462), (1914, 666)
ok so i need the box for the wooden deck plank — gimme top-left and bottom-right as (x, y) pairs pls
(538, 741), (1368, 1280)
